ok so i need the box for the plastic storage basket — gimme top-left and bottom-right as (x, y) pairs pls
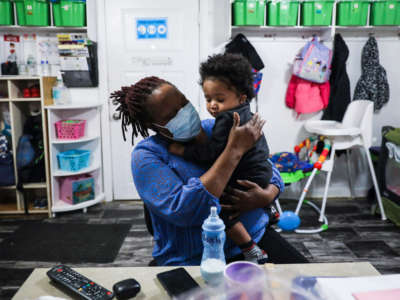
(51, 0), (86, 27)
(0, 0), (14, 25)
(55, 120), (86, 139)
(57, 149), (91, 172)
(370, 0), (400, 25)
(59, 174), (95, 204)
(267, 1), (299, 26)
(233, 0), (266, 25)
(13, 0), (50, 26)
(336, 0), (369, 25)
(301, 0), (334, 26)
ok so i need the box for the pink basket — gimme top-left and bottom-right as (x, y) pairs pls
(55, 120), (86, 139)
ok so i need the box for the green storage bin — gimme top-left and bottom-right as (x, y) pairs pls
(0, 0), (14, 25)
(371, 0), (400, 25)
(233, 0), (266, 26)
(52, 0), (86, 27)
(301, 0), (334, 26)
(13, 0), (50, 26)
(267, 1), (299, 26)
(337, 0), (369, 26)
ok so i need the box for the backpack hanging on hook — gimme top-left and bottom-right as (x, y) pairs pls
(293, 36), (333, 83)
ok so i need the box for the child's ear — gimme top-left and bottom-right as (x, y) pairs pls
(239, 94), (247, 104)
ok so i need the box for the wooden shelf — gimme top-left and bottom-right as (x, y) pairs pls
(0, 202), (19, 214)
(0, 183), (46, 190)
(11, 98), (42, 102)
(53, 163), (101, 177)
(24, 182), (47, 189)
(26, 202), (49, 214)
(0, 185), (16, 190)
(0, 76), (41, 80)
(0, 76), (51, 217)
(51, 193), (105, 213)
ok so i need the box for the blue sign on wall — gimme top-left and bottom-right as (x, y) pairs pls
(136, 18), (168, 40)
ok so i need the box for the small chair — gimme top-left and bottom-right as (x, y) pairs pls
(304, 100), (387, 222)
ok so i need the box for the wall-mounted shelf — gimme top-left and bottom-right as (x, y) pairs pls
(230, 1), (400, 40)
(0, 26), (87, 33)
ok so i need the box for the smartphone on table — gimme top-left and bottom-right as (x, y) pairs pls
(157, 267), (200, 298)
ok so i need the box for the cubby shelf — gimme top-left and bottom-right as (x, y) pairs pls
(0, 76), (52, 216)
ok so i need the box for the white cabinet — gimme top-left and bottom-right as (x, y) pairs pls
(46, 104), (104, 217)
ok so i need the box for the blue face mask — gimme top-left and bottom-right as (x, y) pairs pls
(155, 102), (201, 142)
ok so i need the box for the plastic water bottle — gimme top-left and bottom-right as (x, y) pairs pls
(200, 206), (226, 286)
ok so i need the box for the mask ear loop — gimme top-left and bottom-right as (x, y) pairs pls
(152, 123), (173, 139)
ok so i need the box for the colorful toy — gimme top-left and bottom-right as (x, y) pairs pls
(273, 135), (331, 233)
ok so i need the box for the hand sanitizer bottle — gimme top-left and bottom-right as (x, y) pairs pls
(52, 74), (70, 105)
(200, 206), (226, 286)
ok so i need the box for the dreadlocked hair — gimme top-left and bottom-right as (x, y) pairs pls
(110, 76), (168, 144)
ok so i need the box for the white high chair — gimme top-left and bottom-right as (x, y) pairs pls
(304, 100), (387, 222)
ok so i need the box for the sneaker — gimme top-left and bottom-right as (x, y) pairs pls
(38, 198), (48, 208)
(243, 243), (269, 264)
(266, 205), (280, 226)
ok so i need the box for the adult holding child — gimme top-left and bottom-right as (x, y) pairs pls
(110, 54), (308, 266)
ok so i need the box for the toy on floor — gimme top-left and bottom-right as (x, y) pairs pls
(270, 136), (331, 233)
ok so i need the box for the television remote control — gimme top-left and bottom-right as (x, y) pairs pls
(47, 265), (114, 300)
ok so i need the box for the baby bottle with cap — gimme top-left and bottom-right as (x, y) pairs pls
(200, 206), (226, 286)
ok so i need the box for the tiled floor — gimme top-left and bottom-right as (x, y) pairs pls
(1, 198), (399, 299)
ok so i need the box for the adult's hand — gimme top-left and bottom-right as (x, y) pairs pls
(226, 112), (265, 155)
(221, 180), (279, 219)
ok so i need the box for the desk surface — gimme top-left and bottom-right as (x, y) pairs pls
(13, 262), (380, 300)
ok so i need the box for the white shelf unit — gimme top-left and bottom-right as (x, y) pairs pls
(230, 1), (400, 39)
(46, 104), (104, 217)
(0, 76), (51, 215)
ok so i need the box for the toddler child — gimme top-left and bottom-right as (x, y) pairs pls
(169, 53), (273, 264)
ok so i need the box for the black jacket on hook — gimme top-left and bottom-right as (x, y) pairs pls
(225, 33), (265, 71)
(322, 33), (351, 122)
(353, 36), (389, 111)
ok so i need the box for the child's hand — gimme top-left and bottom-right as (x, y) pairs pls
(169, 143), (185, 156)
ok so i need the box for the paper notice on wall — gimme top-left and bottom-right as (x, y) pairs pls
(60, 56), (89, 71)
(3, 34), (21, 64)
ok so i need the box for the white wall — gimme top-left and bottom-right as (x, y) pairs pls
(198, 0), (400, 198)
(250, 36), (400, 198)
(97, 0), (399, 200)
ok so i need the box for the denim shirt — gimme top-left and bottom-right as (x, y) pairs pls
(131, 119), (284, 266)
